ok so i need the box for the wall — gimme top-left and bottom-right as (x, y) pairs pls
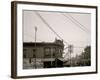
(0, 0), (100, 80)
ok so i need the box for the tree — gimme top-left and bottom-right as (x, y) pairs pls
(82, 46), (91, 59)
(78, 46), (91, 66)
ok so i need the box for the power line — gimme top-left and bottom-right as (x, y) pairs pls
(63, 46), (85, 58)
(62, 13), (89, 34)
(64, 46), (85, 50)
(35, 11), (69, 45)
(67, 13), (90, 32)
(68, 40), (90, 43)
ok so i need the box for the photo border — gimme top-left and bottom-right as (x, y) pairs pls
(11, 1), (98, 78)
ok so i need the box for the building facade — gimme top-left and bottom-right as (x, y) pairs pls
(23, 39), (64, 69)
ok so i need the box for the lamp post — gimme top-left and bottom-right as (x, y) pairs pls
(34, 26), (37, 68)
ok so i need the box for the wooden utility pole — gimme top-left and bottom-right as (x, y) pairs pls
(68, 45), (73, 67)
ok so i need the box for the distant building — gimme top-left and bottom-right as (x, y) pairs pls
(23, 39), (64, 69)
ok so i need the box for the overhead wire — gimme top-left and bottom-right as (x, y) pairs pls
(60, 13), (90, 58)
(35, 11), (69, 45)
(62, 13), (90, 34)
(35, 12), (89, 48)
(68, 13), (90, 32)
(33, 11), (91, 59)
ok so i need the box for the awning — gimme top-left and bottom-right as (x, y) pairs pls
(42, 58), (67, 62)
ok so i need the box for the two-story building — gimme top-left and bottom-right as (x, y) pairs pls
(23, 39), (64, 69)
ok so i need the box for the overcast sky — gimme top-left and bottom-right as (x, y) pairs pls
(23, 10), (91, 58)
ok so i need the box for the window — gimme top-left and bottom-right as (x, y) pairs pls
(33, 49), (36, 52)
(59, 49), (62, 53)
(44, 47), (50, 58)
(32, 49), (36, 58)
(23, 49), (27, 58)
(51, 48), (56, 57)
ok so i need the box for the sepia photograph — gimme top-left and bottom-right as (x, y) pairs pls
(11, 1), (97, 78)
(23, 10), (91, 69)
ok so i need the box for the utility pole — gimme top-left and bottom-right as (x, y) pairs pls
(34, 26), (37, 68)
(55, 48), (57, 67)
(68, 45), (73, 67)
(51, 48), (53, 68)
